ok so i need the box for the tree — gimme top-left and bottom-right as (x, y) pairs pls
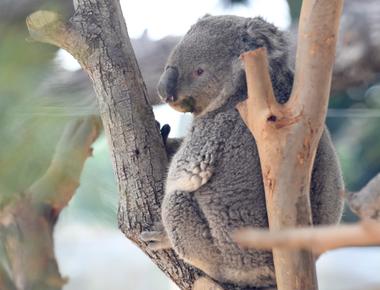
(0, 117), (99, 290)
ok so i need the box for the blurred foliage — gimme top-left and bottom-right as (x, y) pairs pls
(0, 1), (117, 224)
(329, 85), (380, 192)
(327, 85), (380, 222)
(58, 135), (119, 226)
(286, 0), (302, 21)
(0, 24), (64, 206)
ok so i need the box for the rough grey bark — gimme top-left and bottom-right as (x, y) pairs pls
(27, 2), (199, 289)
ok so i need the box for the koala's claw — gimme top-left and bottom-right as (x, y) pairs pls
(140, 230), (172, 250)
(156, 121), (171, 146)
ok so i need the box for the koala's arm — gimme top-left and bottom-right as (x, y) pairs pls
(311, 128), (345, 225)
(165, 140), (216, 194)
(165, 115), (235, 194)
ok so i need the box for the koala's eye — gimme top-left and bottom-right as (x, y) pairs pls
(196, 68), (204, 76)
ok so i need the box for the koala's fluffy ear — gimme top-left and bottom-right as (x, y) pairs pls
(243, 17), (289, 60)
(225, 57), (246, 97)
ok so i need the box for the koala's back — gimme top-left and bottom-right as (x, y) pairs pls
(166, 105), (344, 287)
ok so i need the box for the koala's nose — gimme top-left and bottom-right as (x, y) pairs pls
(157, 66), (178, 103)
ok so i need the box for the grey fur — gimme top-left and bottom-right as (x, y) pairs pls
(143, 15), (344, 288)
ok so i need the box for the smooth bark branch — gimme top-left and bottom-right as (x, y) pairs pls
(234, 173), (380, 254)
(237, 1), (343, 290)
(27, 2), (197, 289)
(234, 221), (380, 254)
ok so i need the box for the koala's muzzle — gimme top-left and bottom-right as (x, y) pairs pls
(157, 66), (178, 103)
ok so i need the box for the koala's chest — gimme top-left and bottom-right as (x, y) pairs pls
(178, 113), (263, 190)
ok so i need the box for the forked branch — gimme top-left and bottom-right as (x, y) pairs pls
(237, 1), (344, 290)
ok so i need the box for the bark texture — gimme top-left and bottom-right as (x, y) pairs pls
(236, 0), (343, 289)
(27, 4), (198, 289)
(0, 117), (99, 290)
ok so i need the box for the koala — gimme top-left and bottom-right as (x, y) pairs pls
(141, 15), (344, 289)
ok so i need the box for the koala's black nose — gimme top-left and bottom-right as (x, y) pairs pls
(157, 66), (178, 103)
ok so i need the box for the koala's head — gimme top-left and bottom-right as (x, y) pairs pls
(157, 15), (291, 115)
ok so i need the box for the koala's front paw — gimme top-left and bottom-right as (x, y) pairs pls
(191, 160), (213, 186)
(166, 160), (213, 193)
(140, 230), (172, 250)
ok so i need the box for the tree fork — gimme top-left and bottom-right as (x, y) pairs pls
(236, 0), (344, 290)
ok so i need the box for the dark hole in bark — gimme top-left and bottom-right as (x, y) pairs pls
(267, 115), (277, 122)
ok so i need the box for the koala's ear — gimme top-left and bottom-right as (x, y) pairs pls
(199, 14), (212, 20)
(243, 17), (287, 59)
(227, 57), (246, 96)
(244, 17), (273, 49)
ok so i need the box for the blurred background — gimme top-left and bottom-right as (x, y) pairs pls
(1, 0), (380, 290)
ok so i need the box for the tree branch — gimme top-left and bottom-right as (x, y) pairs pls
(27, 2), (198, 289)
(234, 221), (380, 254)
(237, 0), (343, 289)
(234, 173), (380, 253)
